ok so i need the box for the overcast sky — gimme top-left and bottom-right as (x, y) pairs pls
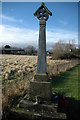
(0, 2), (78, 49)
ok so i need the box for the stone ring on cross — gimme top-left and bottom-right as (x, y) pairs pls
(37, 8), (49, 21)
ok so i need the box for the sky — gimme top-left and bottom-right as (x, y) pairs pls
(0, 2), (78, 49)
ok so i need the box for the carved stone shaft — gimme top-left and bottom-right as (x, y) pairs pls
(37, 20), (46, 74)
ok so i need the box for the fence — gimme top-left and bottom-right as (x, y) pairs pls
(47, 59), (79, 76)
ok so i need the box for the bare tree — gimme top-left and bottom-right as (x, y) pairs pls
(25, 45), (35, 55)
(52, 41), (64, 59)
(52, 40), (76, 59)
(64, 40), (75, 53)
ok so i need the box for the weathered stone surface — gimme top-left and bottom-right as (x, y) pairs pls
(34, 2), (52, 20)
(34, 74), (48, 82)
(37, 20), (46, 74)
(29, 81), (52, 102)
(10, 103), (66, 120)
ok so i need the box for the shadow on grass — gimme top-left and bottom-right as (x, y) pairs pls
(66, 97), (80, 120)
(53, 93), (80, 120)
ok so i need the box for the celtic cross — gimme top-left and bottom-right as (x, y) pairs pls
(34, 2), (52, 75)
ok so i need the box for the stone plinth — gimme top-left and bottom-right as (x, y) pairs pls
(34, 74), (48, 82)
(29, 81), (52, 102)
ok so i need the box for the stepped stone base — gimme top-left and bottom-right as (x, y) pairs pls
(29, 81), (52, 102)
(10, 102), (66, 120)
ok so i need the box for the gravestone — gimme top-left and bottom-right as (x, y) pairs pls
(29, 2), (52, 102)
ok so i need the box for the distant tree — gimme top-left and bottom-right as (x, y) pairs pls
(64, 40), (75, 54)
(4, 45), (11, 48)
(72, 48), (80, 58)
(52, 41), (64, 59)
(52, 40), (77, 60)
(25, 45), (35, 55)
(4, 45), (11, 54)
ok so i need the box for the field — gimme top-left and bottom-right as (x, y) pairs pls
(1, 54), (71, 83)
(52, 64), (80, 100)
(0, 55), (79, 120)
(0, 54), (79, 109)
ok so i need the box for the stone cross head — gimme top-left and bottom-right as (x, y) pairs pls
(34, 2), (52, 21)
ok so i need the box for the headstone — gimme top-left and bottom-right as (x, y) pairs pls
(29, 2), (52, 102)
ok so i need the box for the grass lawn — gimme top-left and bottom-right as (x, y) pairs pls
(52, 64), (80, 100)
